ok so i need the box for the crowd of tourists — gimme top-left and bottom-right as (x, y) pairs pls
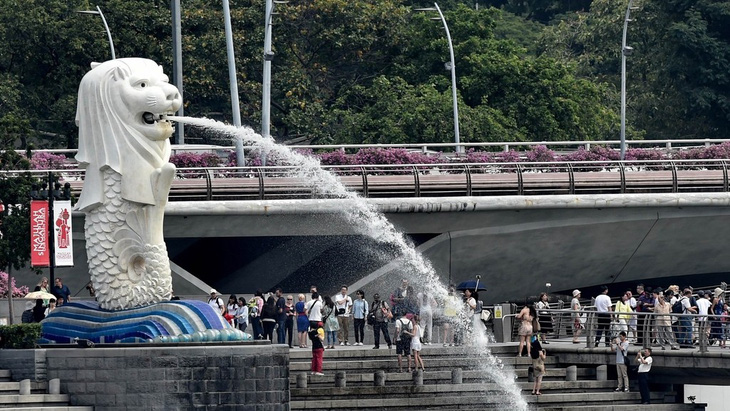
(20, 277), (73, 324)
(565, 284), (728, 351)
(206, 280), (485, 376)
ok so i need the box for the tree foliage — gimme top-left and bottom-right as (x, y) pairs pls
(10, 0), (728, 151)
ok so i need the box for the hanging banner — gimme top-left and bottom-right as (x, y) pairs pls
(30, 200), (50, 267)
(53, 200), (74, 267)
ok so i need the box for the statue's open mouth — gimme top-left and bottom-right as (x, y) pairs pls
(142, 112), (171, 125)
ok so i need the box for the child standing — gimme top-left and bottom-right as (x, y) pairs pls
(411, 314), (425, 371)
(309, 322), (325, 376)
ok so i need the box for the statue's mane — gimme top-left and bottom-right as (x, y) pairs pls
(75, 58), (171, 211)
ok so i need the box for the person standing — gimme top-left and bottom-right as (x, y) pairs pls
(516, 305), (534, 357)
(653, 289), (679, 350)
(34, 277), (51, 307)
(636, 348), (653, 404)
(417, 291), (436, 345)
(371, 293), (393, 349)
(595, 286), (613, 347)
(391, 279), (409, 319)
(285, 295), (295, 348)
(530, 340), (546, 396)
(322, 296), (339, 349)
(443, 286), (460, 346)
(611, 331), (630, 392)
(334, 285), (353, 346)
(295, 294), (309, 348)
(52, 278), (71, 305)
(207, 289), (225, 315)
(395, 313), (414, 373)
(411, 314), (425, 371)
(261, 296), (278, 342)
(309, 322), (325, 376)
(352, 290), (368, 346)
(615, 293), (632, 335)
(274, 288), (288, 344)
(226, 295), (238, 327)
(571, 290), (584, 344)
(635, 284), (655, 345)
(710, 288), (726, 348)
(307, 292), (323, 329)
(535, 292), (551, 344)
(677, 289), (697, 346)
(235, 297), (249, 333)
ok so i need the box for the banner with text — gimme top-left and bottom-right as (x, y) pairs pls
(53, 200), (74, 266)
(30, 200), (49, 267)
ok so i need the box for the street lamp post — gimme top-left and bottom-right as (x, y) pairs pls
(416, 3), (461, 154)
(261, 0), (286, 167)
(620, 0), (637, 161)
(171, 0), (184, 145)
(77, 6), (116, 60)
(222, 0), (245, 166)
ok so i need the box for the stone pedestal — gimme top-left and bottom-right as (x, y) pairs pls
(374, 370), (386, 386)
(43, 343), (289, 410)
(566, 365), (577, 381)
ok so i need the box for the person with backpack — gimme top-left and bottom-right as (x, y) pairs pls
(371, 293), (393, 350)
(395, 313), (414, 373)
(677, 289), (697, 346)
(207, 289), (225, 315)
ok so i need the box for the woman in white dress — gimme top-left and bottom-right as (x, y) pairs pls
(411, 314), (425, 371)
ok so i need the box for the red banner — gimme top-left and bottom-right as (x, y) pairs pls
(30, 200), (50, 267)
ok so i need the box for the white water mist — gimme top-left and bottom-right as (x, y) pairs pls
(169, 116), (528, 410)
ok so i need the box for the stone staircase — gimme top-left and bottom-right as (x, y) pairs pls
(0, 369), (92, 411)
(288, 345), (706, 410)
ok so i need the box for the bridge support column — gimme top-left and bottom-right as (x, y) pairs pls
(596, 364), (607, 381)
(451, 368), (463, 384)
(335, 371), (346, 388)
(374, 370), (386, 386)
(566, 365), (577, 382)
(296, 373), (307, 388)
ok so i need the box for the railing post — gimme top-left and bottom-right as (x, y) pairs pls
(517, 164), (524, 196)
(670, 161), (678, 193)
(465, 164), (472, 196)
(412, 165), (421, 197)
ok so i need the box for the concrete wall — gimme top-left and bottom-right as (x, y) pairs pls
(1, 343), (290, 411)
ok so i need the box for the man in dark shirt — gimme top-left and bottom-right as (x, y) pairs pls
(635, 284), (655, 345)
(275, 288), (287, 344)
(52, 278), (71, 305)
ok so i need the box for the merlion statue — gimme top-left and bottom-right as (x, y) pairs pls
(75, 58), (181, 310)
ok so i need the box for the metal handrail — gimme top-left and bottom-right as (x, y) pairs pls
(531, 308), (723, 353)
(10, 137), (730, 156)
(3, 159), (730, 202)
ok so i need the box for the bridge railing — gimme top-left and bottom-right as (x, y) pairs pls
(3, 159), (730, 201)
(11, 138), (730, 156)
(524, 307), (723, 353)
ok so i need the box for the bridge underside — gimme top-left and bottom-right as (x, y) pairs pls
(44, 194), (730, 303)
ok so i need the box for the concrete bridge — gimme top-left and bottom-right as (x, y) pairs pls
(50, 190), (730, 304)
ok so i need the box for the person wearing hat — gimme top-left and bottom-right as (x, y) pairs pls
(21, 301), (35, 324)
(571, 290), (584, 344)
(207, 289), (225, 315)
(710, 288), (726, 348)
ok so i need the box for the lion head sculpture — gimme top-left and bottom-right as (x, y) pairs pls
(75, 58), (182, 211)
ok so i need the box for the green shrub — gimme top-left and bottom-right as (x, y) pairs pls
(0, 323), (41, 349)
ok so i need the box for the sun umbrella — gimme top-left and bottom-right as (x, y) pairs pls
(23, 291), (56, 300)
(456, 280), (486, 292)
